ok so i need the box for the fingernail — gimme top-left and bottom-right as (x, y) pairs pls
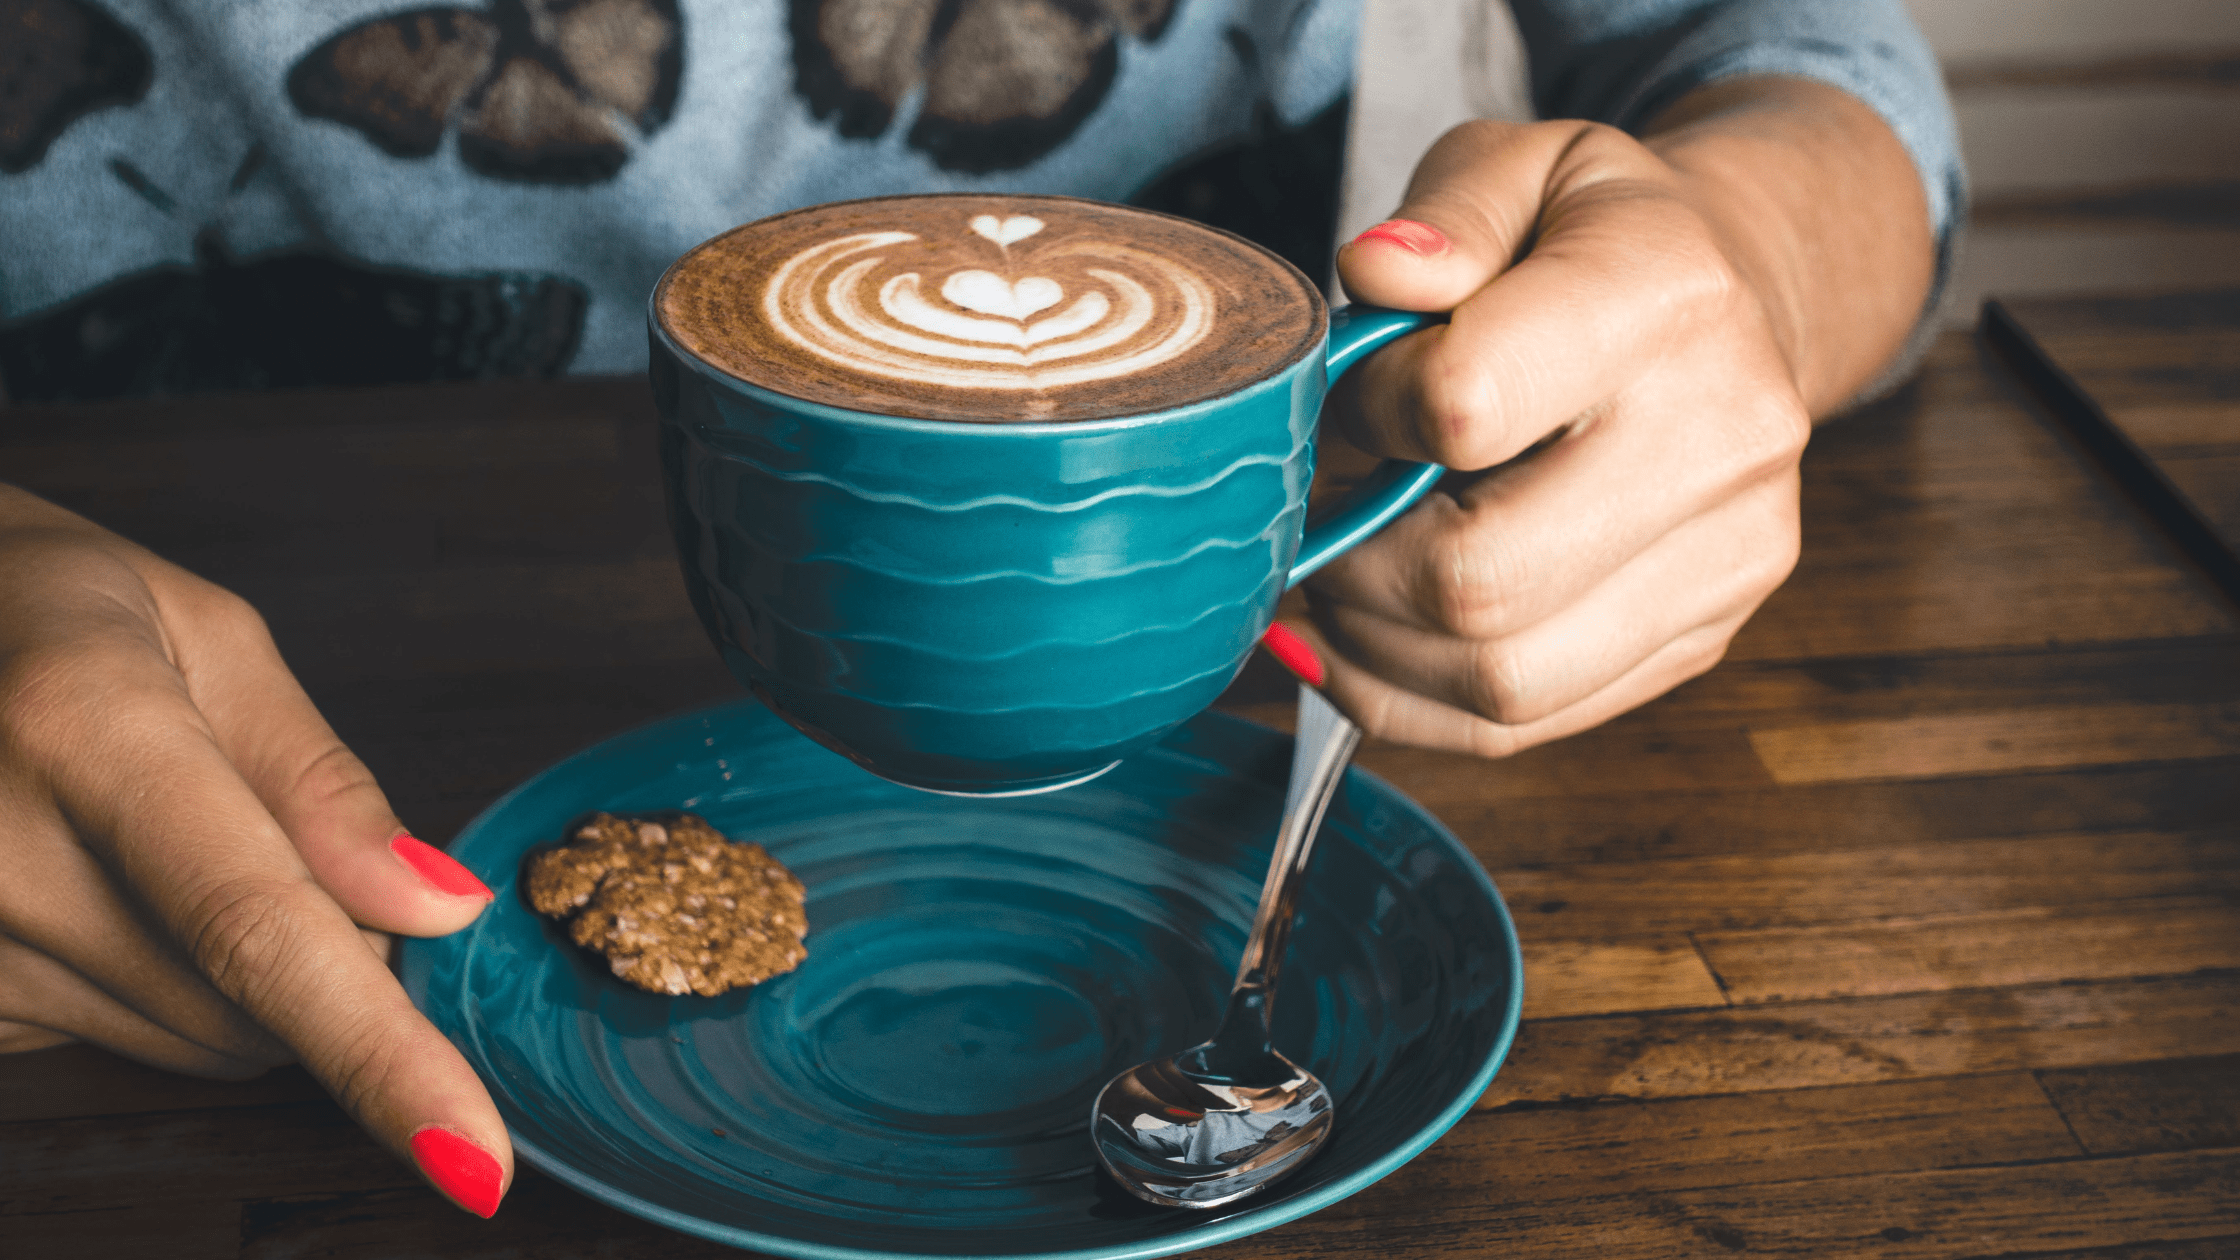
(1349, 218), (1449, 257)
(410, 1126), (505, 1218)
(1260, 622), (1326, 687)
(392, 834), (493, 901)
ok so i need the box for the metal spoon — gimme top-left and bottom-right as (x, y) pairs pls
(1091, 681), (1361, 1209)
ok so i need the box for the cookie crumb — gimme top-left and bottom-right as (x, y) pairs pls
(524, 812), (807, 996)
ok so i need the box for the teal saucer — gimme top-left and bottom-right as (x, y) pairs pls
(401, 699), (1521, 1258)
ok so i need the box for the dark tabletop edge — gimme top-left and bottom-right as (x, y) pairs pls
(1977, 298), (2240, 607)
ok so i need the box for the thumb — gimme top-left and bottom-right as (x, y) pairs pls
(1335, 119), (1569, 312)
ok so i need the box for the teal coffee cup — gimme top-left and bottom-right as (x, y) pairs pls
(649, 196), (1440, 795)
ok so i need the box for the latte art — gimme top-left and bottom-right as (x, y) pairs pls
(765, 223), (1215, 392)
(657, 196), (1323, 423)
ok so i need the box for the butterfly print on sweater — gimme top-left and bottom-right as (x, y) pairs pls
(791, 0), (1178, 173)
(0, 149), (588, 400)
(287, 0), (682, 184)
(0, 0), (151, 174)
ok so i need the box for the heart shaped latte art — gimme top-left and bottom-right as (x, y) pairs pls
(762, 215), (1215, 392)
(942, 271), (1063, 320)
(969, 214), (1045, 247)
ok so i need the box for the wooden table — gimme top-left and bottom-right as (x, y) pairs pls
(4, 302), (2237, 1259)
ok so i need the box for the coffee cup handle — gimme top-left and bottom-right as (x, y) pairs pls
(1287, 306), (1447, 589)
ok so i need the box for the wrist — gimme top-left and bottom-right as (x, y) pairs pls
(1644, 77), (1934, 416)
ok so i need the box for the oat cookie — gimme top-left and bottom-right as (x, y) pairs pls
(524, 812), (808, 996)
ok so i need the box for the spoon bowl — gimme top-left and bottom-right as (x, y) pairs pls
(1092, 1042), (1335, 1208)
(1091, 681), (1360, 1208)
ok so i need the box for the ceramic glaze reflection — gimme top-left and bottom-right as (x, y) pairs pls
(399, 700), (1525, 1259)
(761, 215), (1215, 393)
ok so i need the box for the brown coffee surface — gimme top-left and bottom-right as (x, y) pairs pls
(656, 195), (1325, 422)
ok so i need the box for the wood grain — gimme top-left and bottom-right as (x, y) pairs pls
(1495, 828), (2240, 938)
(1266, 1148), (2240, 1259)
(1392, 1075), (2078, 1204)
(0, 1044), (325, 1126)
(239, 1171), (745, 1260)
(1697, 898), (2240, 1003)
(2166, 454), (2240, 540)
(1997, 291), (2240, 595)
(4, 1197), (237, 1260)
(1480, 974), (2240, 1107)
(2038, 1053), (2240, 1156)
(1985, 1242), (2240, 1260)
(1517, 937), (1727, 1020)
(1734, 341), (2239, 659)
(1416, 760), (2240, 872)
(1747, 703), (2240, 784)
(2107, 402), (2240, 450)
(0, 1103), (408, 1219)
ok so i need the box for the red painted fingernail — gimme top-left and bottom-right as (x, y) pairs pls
(410, 1126), (505, 1218)
(1349, 218), (1449, 257)
(1260, 623), (1326, 687)
(392, 834), (492, 900)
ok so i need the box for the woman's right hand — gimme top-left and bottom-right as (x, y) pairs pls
(0, 484), (514, 1218)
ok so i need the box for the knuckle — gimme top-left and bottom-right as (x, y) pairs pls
(287, 741), (379, 813)
(184, 875), (310, 1013)
(1419, 524), (1521, 637)
(1412, 343), (1512, 470)
(1747, 394), (1813, 469)
(199, 1025), (294, 1071)
(1350, 684), (1404, 747)
(1702, 393), (1809, 501)
(1736, 477), (1805, 596)
(1658, 239), (1743, 335)
(1465, 639), (1532, 725)
(324, 1023), (404, 1119)
(1672, 626), (1734, 685)
(1532, 118), (1636, 177)
(1464, 717), (1524, 760)
(0, 644), (82, 753)
(1760, 508), (1804, 589)
(1414, 118), (1540, 191)
(176, 581), (270, 647)
(0, 639), (148, 768)
(1568, 119), (1634, 153)
(1442, 118), (1515, 151)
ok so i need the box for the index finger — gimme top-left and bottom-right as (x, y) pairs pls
(56, 658), (511, 1218)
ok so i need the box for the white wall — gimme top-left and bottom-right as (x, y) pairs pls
(1907, 0), (2240, 321)
(1908, 0), (2240, 65)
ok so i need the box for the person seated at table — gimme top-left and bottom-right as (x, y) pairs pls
(0, 0), (1957, 1221)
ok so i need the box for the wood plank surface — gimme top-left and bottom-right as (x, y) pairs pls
(1442, 761), (2239, 871)
(1395, 1075), (2080, 1203)
(1228, 1148), (2240, 1260)
(1518, 937), (1727, 1020)
(1747, 702), (2240, 784)
(0, 1045), (325, 1126)
(238, 1173), (748, 1260)
(2, 314), (2236, 1259)
(2038, 1054), (2240, 1156)
(1995, 290), (2240, 596)
(1495, 828), (2240, 937)
(1481, 975), (2240, 1107)
(1698, 899), (2240, 1003)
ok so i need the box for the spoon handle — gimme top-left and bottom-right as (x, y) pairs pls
(1219, 683), (1361, 1041)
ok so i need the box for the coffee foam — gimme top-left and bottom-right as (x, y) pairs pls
(657, 196), (1324, 422)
